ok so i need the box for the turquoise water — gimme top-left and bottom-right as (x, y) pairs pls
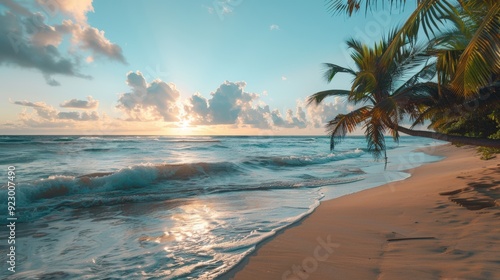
(0, 136), (443, 279)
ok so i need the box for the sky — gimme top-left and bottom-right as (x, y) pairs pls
(0, 0), (415, 135)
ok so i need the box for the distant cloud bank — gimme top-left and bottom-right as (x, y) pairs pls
(7, 70), (350, 133)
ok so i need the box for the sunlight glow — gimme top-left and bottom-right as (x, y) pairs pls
(180, 120), (190, 130)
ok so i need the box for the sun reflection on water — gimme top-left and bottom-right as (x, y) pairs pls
(170, 202), (219, 242)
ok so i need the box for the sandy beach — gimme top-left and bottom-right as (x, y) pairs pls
(228, 144), (500, 280)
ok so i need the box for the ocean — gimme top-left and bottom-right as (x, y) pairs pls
(0, 135), (443, 279)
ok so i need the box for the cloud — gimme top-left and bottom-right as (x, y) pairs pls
(0, 11), (90, 85)
(212, 0), (234, 15)
(306, 97), (351, 128)
(270, 24), (280, 31)
(0, 1), (125, 85)
(270, 106), (307, 128)
(13, 100), (58, 119)
(60, 96), (99, 109)
(206, 0), (240, 20)
(1, 0), (31, 16)
(206, 6), (215, 14)
(12, 100), (46, 108)
(208, 81), (254, 124)
(26, 12), (64, 47)
(13, 99), (100, 124)
(281, 76), (287, 81)
(183, 81), (353, 130)
(117, 71), (181, 122)
(35, 0), (94, 24)
(7, 77), (354, 132)
(239, 105), (271, 129)
(60, 20), (126, 63)
(58, 111), (99, 121)
(186, 93), (209, 124)
(185, 81), (271, 128)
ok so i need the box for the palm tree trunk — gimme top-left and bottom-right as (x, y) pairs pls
(396, 126), (500, 148)
(384, 149), (388, 170)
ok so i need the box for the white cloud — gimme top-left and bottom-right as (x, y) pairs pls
(270, 24), (280, 31)
(183, 81), (355, 130)
(207, 0), (241, 19)
(185, 93), (209, 124)
(0, 11), (90, 85)
(12, 100), (46, 108)
(208, 81), (254, 124)
(270, 106), (307, 128)
(281, 76), (287, 81)
(60, 96), (99, 109)
(305, 97), (347, 128)
(9, 74), (352, 133)
(185, 81), (271, 128)
(239, 105), (271, 129)
(36, 0), (94, 25)
(61, 20), (126, 63)
(13, 99), (100, 124)
(116, 71), (181, 122)
(13, 100), (58, 119)
(0, 1), (125, 85)
(58, 111), (99, 121)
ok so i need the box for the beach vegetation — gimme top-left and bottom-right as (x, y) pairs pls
(310, 0), (500, 159)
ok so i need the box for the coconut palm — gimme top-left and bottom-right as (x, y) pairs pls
(308, 33), (500, 160)
(328, 0), (500, 96)
(307, 30), (430, 159)
(398, 1), (500, 143)
(429, 1), (500, 96)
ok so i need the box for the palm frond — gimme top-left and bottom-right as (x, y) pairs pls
(431, 48), (462, 86)
(351, 71), (378, 100)
(411, 106), (438, 128)
(364, 119), (387, 159)
(325, 106), (371, 150)
(326, 0), (408, 16)
(346, 38), (365, 56)
(307, 89), (351, 106)
(372, 97), (400, 132)
(395, 62), (437, 91)
(323, 63), (356, 82)
(380, 0), (456, 67)
(391, 41), (431, 82)
(451, 4), (500, 96)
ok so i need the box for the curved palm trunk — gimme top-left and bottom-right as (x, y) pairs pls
(396, 126), (500, 148)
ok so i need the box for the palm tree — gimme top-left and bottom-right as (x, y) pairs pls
(390, 1), (500, 143)
(429, 1), (500, 96)
(327, 0), (500, 96)
(308, 33), (500, 160)
(307, 30), (428, 160)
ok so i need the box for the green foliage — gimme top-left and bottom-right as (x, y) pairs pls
(438, 107), (500, 159)
(477, 111), (500, 159)
(307, 30), (431, 159)
(312, 0), (500, 158)
(328, 1), (500, 95)
(478, 146), (500, 160)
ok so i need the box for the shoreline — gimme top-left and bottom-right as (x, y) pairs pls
(218, 143), (445, 279)
(224, 144), (500, 280)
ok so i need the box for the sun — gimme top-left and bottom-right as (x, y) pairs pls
(179, 119), (191, 131)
